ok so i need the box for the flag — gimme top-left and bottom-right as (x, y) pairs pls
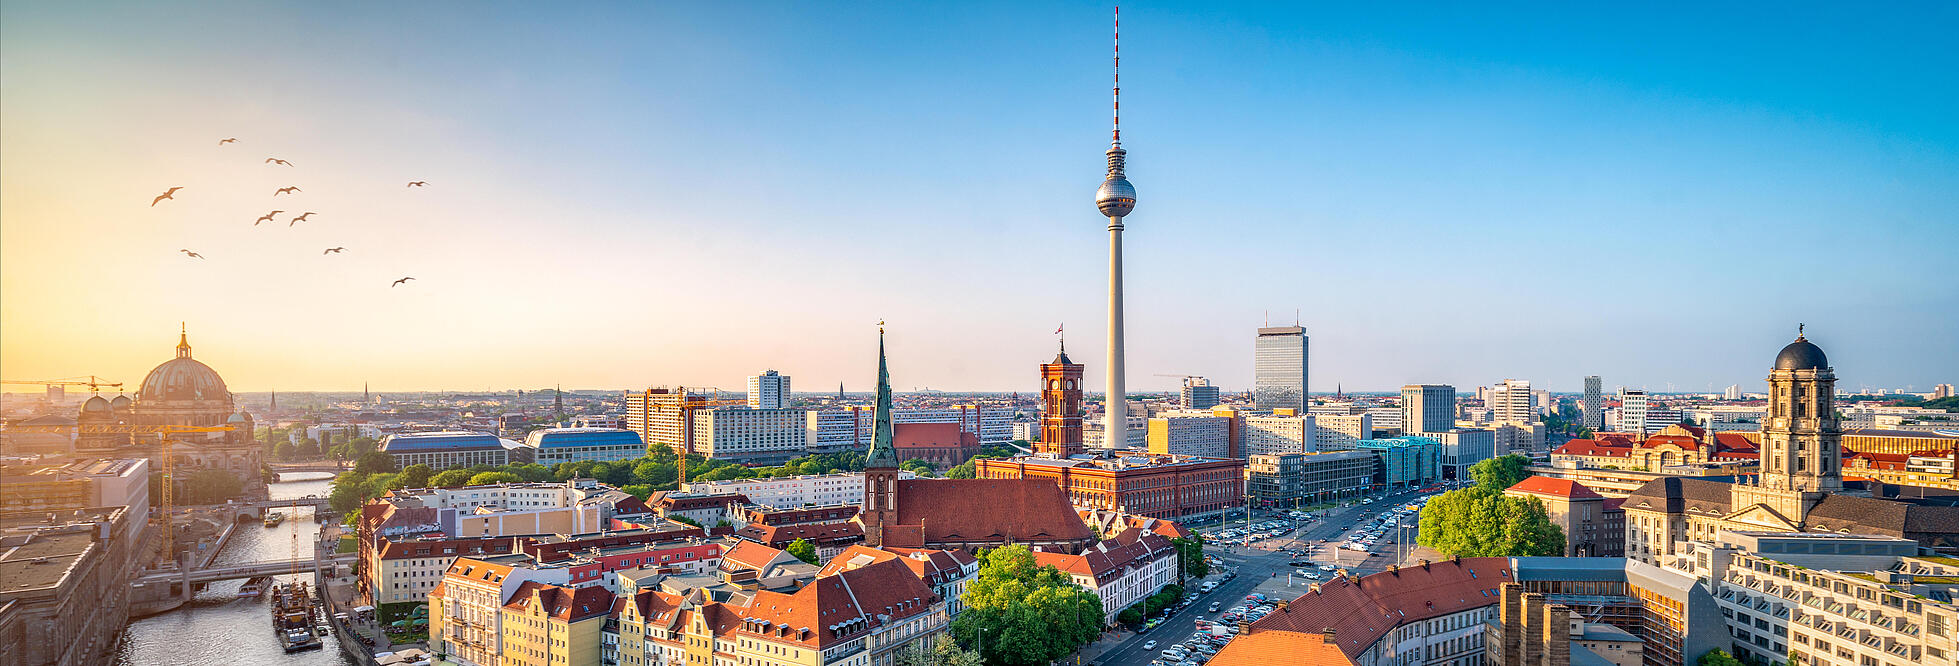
(1055, 324), (1064, 335)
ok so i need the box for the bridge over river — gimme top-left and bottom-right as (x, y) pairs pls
(133, 553), (358, 586)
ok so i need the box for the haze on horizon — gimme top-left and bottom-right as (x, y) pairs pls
(2, 2), (1954, 395)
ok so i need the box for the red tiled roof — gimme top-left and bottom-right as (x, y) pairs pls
(1601, 498), (1625, 512)
(721, 539), (795, 572)
(880, 479), (1095, 547)
(739, 521), (864, 546)
(1553, 439), (1632, 457)
(1030, 530), (1174, 586)
(1250, 558), (1512, 658)
(503, 580), (614, 622)
(1506, 476), (1604, 500)
(892, 422), (975, 449)
(1211, 628), (1353, 666)
(736, 558), (938, 648)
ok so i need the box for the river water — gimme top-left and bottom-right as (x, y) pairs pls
(115, 472), (361, 665)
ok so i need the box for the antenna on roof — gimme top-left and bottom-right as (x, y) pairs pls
(1111, 5), (1121, 146)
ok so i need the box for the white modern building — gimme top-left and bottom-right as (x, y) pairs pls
(1239, 412), (1374, 456)
(690, 407), (808, 463)
(681, 471), (917, 509)
(1488, 379), (1536, 423)
(1426, 428), (1496, 479)
(747, 370), (790, 410)
(522, 427), (645, 465)
(1617, 389), (1649, 435)
(1180, 377), (1220, 410)
(378, 431), (530, 470)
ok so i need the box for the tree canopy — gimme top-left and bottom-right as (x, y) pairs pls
(398, 464), (434, 489)
(353, 451), (396, 474)
(429, 469), (476, 487)
(786, 538), (819, 565)
(1416, 486), (1565, 557)
(1170, 537), (1209, 579)
(951, 544), (1104, 666)
(468, 471), (524, 486)
(1697, 649), (1745, 666)
(1469, 454), (1531, 492)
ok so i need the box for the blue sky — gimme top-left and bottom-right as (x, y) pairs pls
(2, 1), (1954, 393)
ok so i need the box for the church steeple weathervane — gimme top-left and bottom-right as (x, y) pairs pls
(176, 322), (192, 359)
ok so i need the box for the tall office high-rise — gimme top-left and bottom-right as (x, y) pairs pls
(1582, 376), (1603, 430)
(1180, 377), (1219, 410)
(1094, 8), (1137, 451)
(1400, 384), (1456, 434)
(1254, 326), (1308, 411)
(1617, 389), (1649, 435)
(747, 370), (790, 410)
(1488, 379), (1535, 423)
(1724, 384), (1743, 400)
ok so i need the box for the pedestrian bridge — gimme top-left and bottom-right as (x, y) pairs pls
(133, 553), (357, 586)
(243, 496), (332, 511)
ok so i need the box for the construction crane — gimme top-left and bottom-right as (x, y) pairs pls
(2, 422), (234, 555)
(1, 376), (124, 395)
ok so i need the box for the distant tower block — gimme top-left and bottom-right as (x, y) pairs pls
(1039, 341), (1086, 457)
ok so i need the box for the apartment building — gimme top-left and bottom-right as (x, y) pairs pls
(1032, 529), (1180, 627)
(691, 407), (808, 463)
(749, 370), (790, 410)
(1401, 385), (1457, 435)
(1671, 531), (1959, 666)
(683, 472), (916, 510)
(1503, 477), (1623, 557)
(1147, 414), (1233, 458)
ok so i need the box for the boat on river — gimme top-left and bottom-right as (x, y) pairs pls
(270, 581), (323, 652)
(237, 576), (271, 599)
(262, 512), (285, 528)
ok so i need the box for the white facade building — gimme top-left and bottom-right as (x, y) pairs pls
(691, 407), (808, 463)
(681, 471), (917, 509)
(1488, 379), (1536, 423)
(1618, 389), (1649, 435)
(1146, 415), (1232, 458)
(747, 370), (790, 410)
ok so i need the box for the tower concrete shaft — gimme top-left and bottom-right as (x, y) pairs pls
(1105, 216), (1127, 451)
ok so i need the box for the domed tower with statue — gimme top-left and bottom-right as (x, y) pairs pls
(74, 327), (265, 499)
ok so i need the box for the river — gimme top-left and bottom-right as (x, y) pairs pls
(115, 472), (361, 665)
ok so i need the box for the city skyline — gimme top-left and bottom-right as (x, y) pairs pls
(4, 2), (1955, 393)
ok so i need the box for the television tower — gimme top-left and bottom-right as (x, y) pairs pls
(1095, 6), (1137, 449)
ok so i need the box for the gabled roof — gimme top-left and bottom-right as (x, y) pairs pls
(738, 521), (864, 546)
(1250, 558), (1512, 658)
(504, 580), (613, 622)
(1506, 476), (1604, 500)
(819, 545), (974, 586)
(1622, 477), (1732, 515)
(734, 558), (939, 648)
(1211, 628), (1353, 666)
(881, 478), (1094, 546)
(721, 539), (797, 573)
(1553, 439), (1632, 458)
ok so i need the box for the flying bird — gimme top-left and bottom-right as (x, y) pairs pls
(151, 187), (183, 206)
(323, 247), (345, 255)
(290, 212), (316, 222)
(218, 138), (237, 145)
(406, 181), (427, 188)
(254, 210), (284, 225)
(274, 186), (301, 196)
(179, 249), (204, 259)
(265, 158), (294, 167)
(391, 277), (414, 287)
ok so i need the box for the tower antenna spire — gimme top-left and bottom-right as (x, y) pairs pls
(1112, 5), (1121, 146)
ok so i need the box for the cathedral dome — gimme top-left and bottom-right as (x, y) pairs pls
(226, 412), (251, 424)
(83, 396), (111, 413)
(109, 395), (132, 411)
(1774, 335), (1828, 371)
(138, 330), (230, 403)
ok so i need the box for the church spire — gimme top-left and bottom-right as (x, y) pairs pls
(175, 323), (192, 359)
(866, 324), (899, 470)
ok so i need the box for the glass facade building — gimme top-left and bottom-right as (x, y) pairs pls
(1253, 326), (1308, 412)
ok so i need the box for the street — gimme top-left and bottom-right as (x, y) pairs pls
(1088, 485), (1447, 666)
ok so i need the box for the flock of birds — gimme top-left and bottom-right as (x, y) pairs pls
(152, 137), (423, 287)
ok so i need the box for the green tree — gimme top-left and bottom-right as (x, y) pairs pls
(900, 459), (938, 477)
(328, 471), (372, 513)
(354, 451), (396, 474)
(1116, 606), (1144, 626)
(347, 436), (379, 454)
(946, 459), (977, 479)
(508, 463), (553, 483)
(931, 637), (984, 666)
(670, 515), (702, 528)
(1469, 454), (1531, 492)
(1698, 649), (1745, 666)
(398, 464), (434, 489)
(1170, 537), (1209, 579)
(951, 544), (1104, 666)
(786, 538), (819, 565)
(620, 484), (654, 500)
(272, 441), (296, 462)
(429, 469), (476, 487)
(1416, 487), (1565, 557)
(468, 471), (524, 486)
(295, 438), (323, 460)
